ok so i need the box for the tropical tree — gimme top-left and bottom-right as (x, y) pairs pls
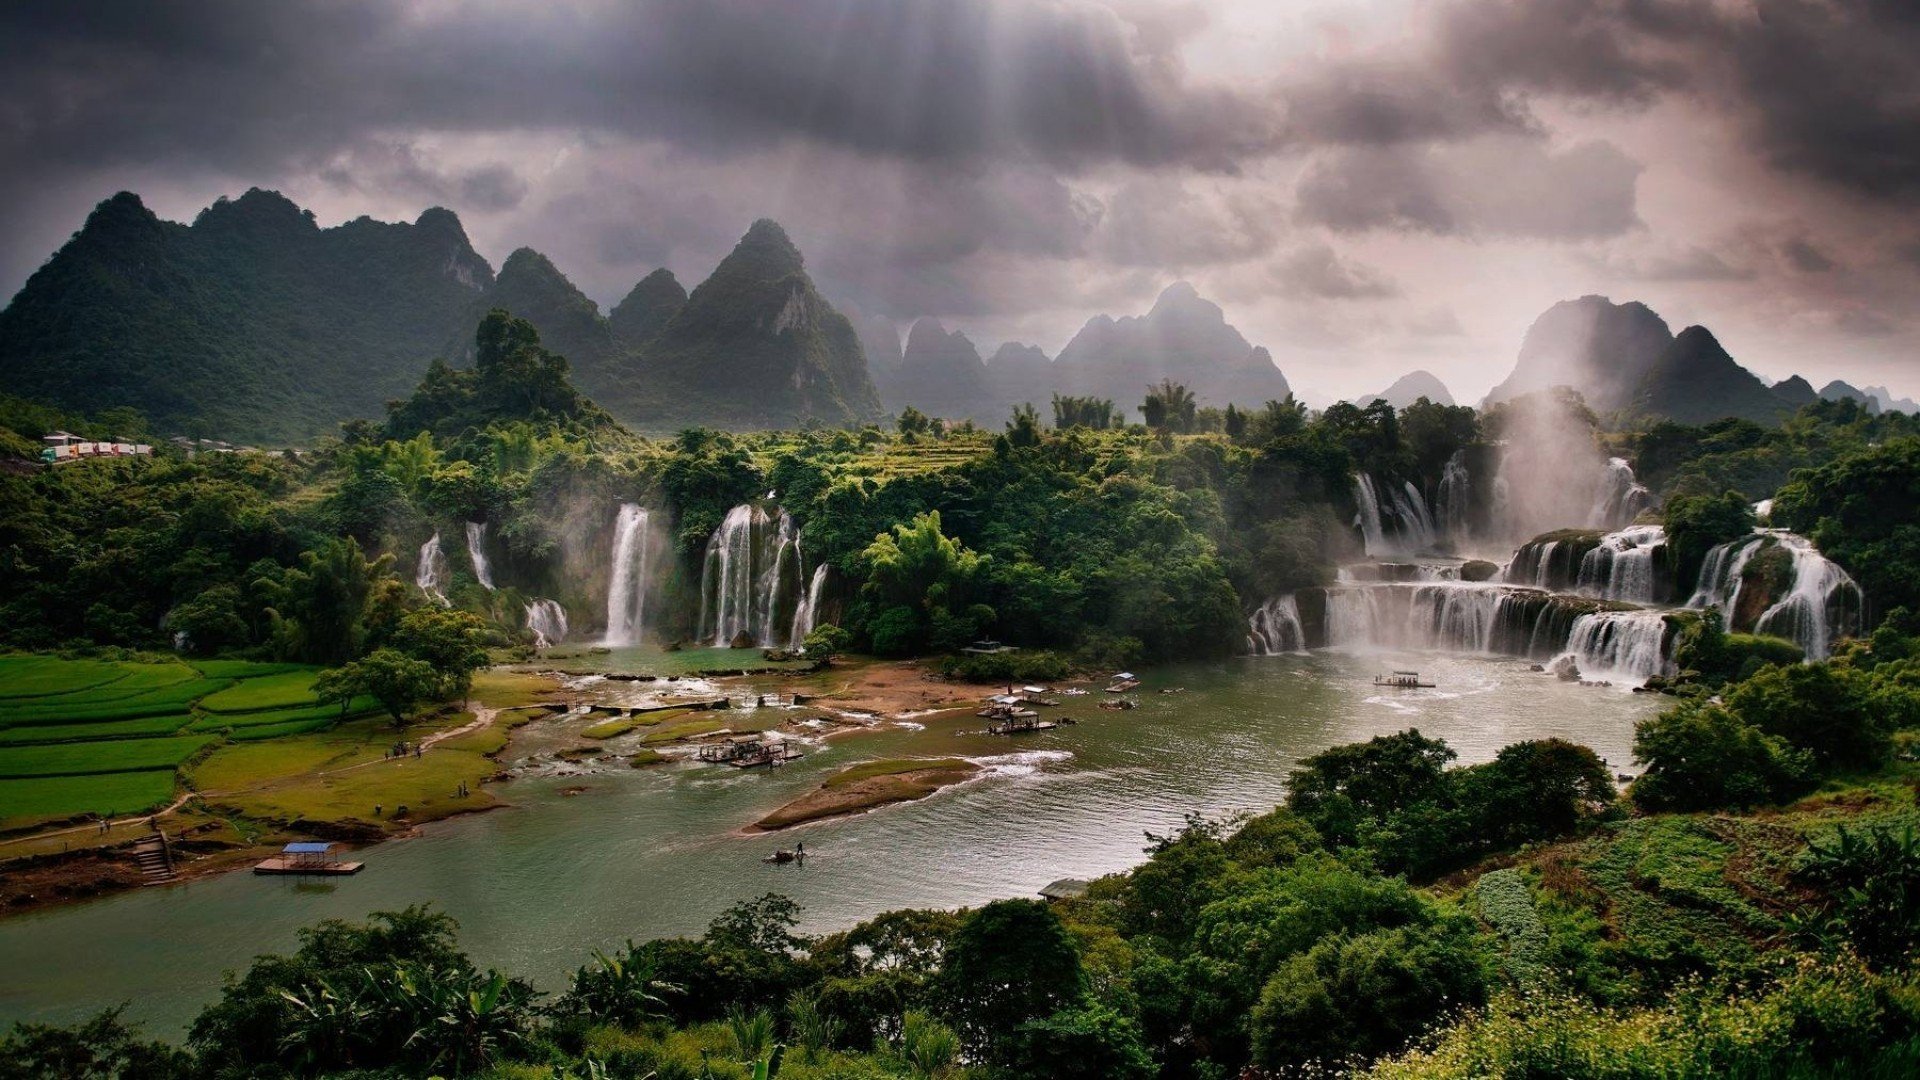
(258, 536), (396, 665)
(1142, 380), (1197, 433)
(315, 649), (442, 728)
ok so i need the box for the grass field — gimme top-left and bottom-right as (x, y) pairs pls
(197, 670), (321, 713)
(0, 735), (216, 779)
(0, 770), (180, 822)
(0, 656), (556, 838)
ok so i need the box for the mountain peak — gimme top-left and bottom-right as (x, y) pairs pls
(1365, 369), (1454, 408)
(1632, 323), (1788, 425)
(609, 268), (686, 345)
(193, 187), (315, 237)
(1489, 295), (1674, 412)
(736, 219), (803, 269)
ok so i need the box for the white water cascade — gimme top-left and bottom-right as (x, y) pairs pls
(699, 504), (807, 647)
(1320, 583), (1548, 655)
(415, 533), (449, 605)
(790, 563), (831, 645)
(1687, 530), (1861, 658)
(1353, 474), (1438, 557)
(1754, 533), (1861, 659)
(1247, 595), (1305, 655)
(525, 599), (568, 649)
(1576, 525), (1665, 604)
(1560, 610), (1675, 683)
(1438, 451), (1472, 549)
(602, 504), (657, 647)
(1588, 458), (1651, 530)
(465, 522), (495, 590)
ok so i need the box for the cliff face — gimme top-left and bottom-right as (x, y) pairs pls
(639, 219), (881, 428)
(0, 189), (493, 441)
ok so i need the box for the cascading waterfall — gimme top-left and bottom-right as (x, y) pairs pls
(525, 599), (568, 649)
(1588, 458), (1651, 530)
(1576, 525), (1664, 604)
(1438, 451), (1472, 548)
(1752, 533), (1861, 659)
(415, 532), (448, 605)
(790, 563), (831, 645)
(465, 521), (495, 590)
(1560, 610), (1675, 682)
(700, 504), (807, 647)
(1504, 540), (1563, 589)
(602, 504), (656, 647)
(1247, 595), (1305, 655)
(1353, 473), (1438, 557)
(1321, 583), (1565, 657)
(1686, 530), (1861, 658)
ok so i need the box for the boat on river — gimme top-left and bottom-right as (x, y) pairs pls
(1373, 670), (1435, 689)
(1105, 672), (1140, 692)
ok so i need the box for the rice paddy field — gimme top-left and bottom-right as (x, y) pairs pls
(0, 655), (374, 828)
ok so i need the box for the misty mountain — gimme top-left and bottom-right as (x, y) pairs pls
(1863, 385), (1918, 414)
(1054, 282), (1291, 413)
(1771, 375), (1820, 409)
(470, 247), (619, 383)
(1362, 370), (1454, 408)
(986, 342), (1055, 417)
(1631, 326), (1791, 425)
(1485, 295), (1673, 414)
(608, 268), (686, 345)
(639, 219), (882, 429)
(1819, 379), (1882, 413)
(0, 189), (492, 442)
(1490, 294), (1793, 425)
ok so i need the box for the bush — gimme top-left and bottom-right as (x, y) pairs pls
(1632, 701), (1814, 811)
(937, 649), (1071, 684)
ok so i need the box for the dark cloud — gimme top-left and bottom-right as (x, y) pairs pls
(1270, 244), (1400, 300)
(1589, 244), (1756, 283)
(1296, 138), (1643, 241)
(1780, 237), (1837, 274)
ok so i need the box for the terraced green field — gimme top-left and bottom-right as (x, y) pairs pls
(0, 655), (378, 826)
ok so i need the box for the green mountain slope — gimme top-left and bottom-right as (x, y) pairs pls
(0, 190), (492, 443)
(1632, 325), (1791, 425)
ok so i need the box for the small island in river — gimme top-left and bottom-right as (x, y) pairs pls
(750, 757), (981, 831)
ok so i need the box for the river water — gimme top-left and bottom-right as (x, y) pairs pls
(0, 650), (1661, 1036)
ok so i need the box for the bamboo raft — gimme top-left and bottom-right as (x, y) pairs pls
(1373, 671), (1436, 689)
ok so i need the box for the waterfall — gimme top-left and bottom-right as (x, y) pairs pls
(1504, 540), (1563, 589)
(1752, 532), (1861, 659)
(1321, 582), (1564, 656)
(1687, 535), (1766, 610)
(602, 504), (656, 647)
(1353, 473), (1437, 557)
(790, 563), (831, 645)
(1576, 525), (1664, 604)
(465, 521), (495, 590)
(1686, 531), (1861, 658)
(700, 504), (807, 647)
(525, 599), (568, 649)
(1752, 498), (1774, 524)
(1438, 451), (1472, 548)
(1247, 595), (1305, 655)
(1588, 458), (1651, 530)
(1353, 474), (1389, 557)
(1560, 610), (1675, 683)
(415, 532), (449, 605)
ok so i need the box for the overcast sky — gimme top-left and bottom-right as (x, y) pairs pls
(3, 0), (1916, 402)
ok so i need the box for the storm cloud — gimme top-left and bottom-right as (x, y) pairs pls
(0, 0), (1915, 401)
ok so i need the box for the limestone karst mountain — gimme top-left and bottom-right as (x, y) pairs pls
(1631, 326), (1791, 425)
(0, 189), (493, 441)
(890, 319), (995, 421)
(1053, 282), (1291, 415)
(1485, 295), (1673, 414)
(1362, 370), (1455, 409)
(637, 219), (882, 428)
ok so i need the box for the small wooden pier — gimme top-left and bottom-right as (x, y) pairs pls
(1372, 670), (1435, 689)
(254, 841), (363, 876)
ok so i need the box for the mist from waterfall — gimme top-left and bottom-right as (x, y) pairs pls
(700, 504), (806, 647)
(1589, 458), (1652, 530)
(525, 599), (568, 649)
(415, 532), (449, 605)
(465, 521), (495, 590)
(1486, 393), (1623, 546)
(1437, 451), (1472, 549)
(602, 504), (657, 647)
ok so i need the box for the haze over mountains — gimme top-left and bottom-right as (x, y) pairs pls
(0, 192), (1908, 442)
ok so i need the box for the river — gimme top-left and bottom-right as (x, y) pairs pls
(0, 649), (1662, 1037)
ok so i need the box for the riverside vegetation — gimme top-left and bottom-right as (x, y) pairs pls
(6, 311), (1920, 1075)
(6, 617), (1920, 1078)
